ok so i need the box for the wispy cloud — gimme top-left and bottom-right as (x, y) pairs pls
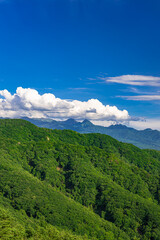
(127, 87), (157, 95)
(68, 87), (88, 90)
(87, 78), (97, 81)
(102, 75), (160, 86)
(0, 87), (130, 121)
(121, 95), (160, 101)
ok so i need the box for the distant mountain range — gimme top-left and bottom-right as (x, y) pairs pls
(22, 117), (160, 150)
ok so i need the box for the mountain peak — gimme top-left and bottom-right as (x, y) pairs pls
(64, 118), (77, 125)
(144, 128), (152, 131)
(81, 119), (93, 127)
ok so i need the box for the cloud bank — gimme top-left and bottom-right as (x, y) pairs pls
(0, 87), (129, 121)
(104, 75), (160, 86)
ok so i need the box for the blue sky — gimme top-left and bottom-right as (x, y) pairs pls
(0, 0), (160, 129)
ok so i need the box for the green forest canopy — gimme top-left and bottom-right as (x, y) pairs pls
(0, 119), (160, 239)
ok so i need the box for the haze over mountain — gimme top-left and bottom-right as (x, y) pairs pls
(22, 117), (160, 151)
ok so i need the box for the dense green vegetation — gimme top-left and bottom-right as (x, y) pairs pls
(0, 119), (160, 239)
(0, 199), (91, 240)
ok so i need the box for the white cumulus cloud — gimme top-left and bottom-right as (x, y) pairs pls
(104, 75), (160, 86)
(0, 87), (129, 121)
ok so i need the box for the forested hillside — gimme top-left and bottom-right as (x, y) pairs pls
(0, 119), (160, 239)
